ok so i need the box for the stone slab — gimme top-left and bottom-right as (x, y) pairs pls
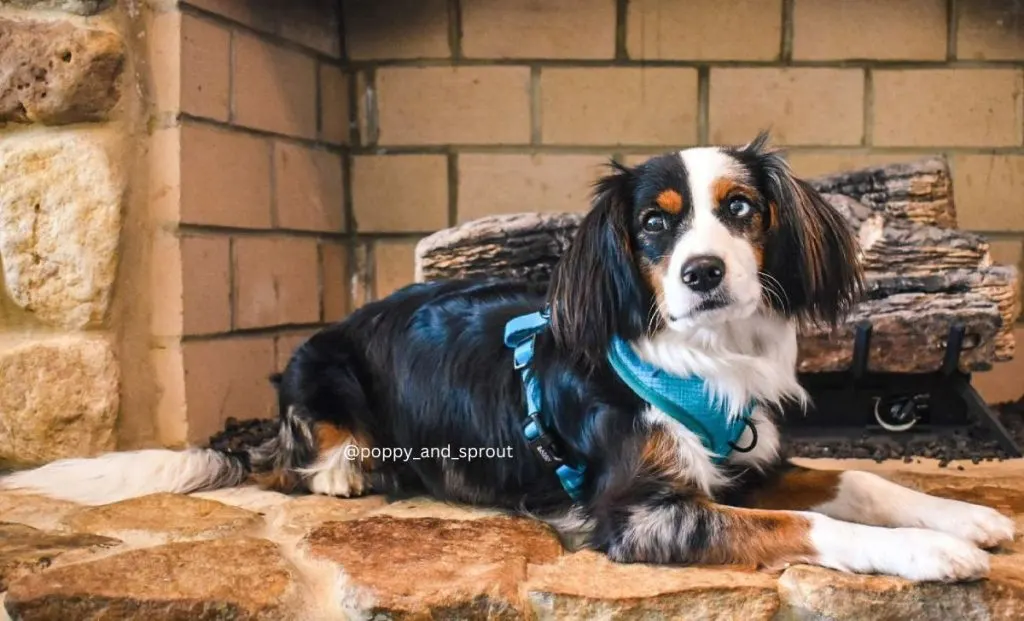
(0, 522), (117, 591)
(5, 537), (299, 620)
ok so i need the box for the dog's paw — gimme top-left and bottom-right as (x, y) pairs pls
(886, 528), (991, 582)
(924, 499), (1016, 549)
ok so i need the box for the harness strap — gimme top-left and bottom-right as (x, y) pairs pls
(504, 309), (587, 501)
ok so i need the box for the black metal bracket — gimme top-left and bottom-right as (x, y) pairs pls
(786, 320), (1022, 458)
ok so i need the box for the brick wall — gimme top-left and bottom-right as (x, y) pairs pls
(146, 0), (349, 444)
(344, 0), (1024, 403)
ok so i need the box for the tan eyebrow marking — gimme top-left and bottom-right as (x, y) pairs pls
(655, 189), (683, 214)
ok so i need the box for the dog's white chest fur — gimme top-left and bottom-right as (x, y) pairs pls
(633, 314), (802, 494)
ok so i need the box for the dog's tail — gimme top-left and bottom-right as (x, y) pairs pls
(0, 448), (253, 506)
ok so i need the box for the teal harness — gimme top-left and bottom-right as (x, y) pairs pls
(504, 309), (756, 501)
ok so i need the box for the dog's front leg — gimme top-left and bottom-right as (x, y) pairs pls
(740, 465), (1016, 550)
(592, 486), (990, 582)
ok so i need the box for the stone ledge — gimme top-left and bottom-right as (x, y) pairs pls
(1, 469), (1023, 620)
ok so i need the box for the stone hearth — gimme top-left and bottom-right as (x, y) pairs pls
(3, 461), (1024, 620)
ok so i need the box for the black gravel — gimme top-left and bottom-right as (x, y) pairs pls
(783, 396), (1024, 466)
(207, 398), (1024, 467)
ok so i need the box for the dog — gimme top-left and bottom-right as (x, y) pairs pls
(3, 133), (1013, 582)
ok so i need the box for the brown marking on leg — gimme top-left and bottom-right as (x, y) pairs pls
(745, 468), (843, 511)
(655, 189), (684, 214)
(701, 504), (816, 568)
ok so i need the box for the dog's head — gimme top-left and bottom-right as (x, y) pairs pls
(547, 132), (863, 363)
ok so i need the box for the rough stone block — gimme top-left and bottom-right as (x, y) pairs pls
(0, 19), (123, 125)
(0, 0), (109, 15)
(0, 335), (119, 464)
(0, 130), (123, 329)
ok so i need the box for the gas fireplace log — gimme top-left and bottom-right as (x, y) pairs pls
(796, 291), (1002, 373)
(808, 156), (956, 228)
(857, 216), (991, 273)
(415, 212), (581, 284)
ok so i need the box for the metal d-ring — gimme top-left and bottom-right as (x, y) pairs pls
(728, 417), (758, 453)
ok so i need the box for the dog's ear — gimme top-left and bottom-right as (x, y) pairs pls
(745, 134), (863, 325)
(548, 162), (649, 364)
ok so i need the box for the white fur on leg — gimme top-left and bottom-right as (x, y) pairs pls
(813, 471), (1016, 548)
(297, 442), (366, 497)
(0, 449), (246, 505)
(805, 512), (990, 582)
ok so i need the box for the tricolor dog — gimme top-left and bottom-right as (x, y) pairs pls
(5, 133), (1013, 581)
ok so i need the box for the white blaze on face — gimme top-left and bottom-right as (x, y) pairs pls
(661, 148), (763, 329)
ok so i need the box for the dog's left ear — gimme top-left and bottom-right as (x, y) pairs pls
(547, 162), (650, 365)
(744, 134), (863, 325)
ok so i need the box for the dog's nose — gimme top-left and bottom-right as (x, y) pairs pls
(681, 255), (726, 292)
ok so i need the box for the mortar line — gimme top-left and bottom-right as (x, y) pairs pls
(448, 0), (463, 60)
(447, 152), (459, 227)
(183, 322), (331, 343)
(179, 113), (347, 152)
(947, 0), (959, 61)
(698, 66), (710, 145)
(615, 0), (628, 61)
(781, 0), (795, 63)
(863, 69), (874, 147)
(530, 66), (542, 145)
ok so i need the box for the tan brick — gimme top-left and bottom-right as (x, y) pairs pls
(181, 14), (230, 121)
(181, 235), (231, 336)
(320, 241), (349, 322)
(375, 67), (531, 145)
(275, 330), (317, 371)
(784, 151), (929, 179)
(627, 0), (781, 61)
(989, 238), (1024, 268)
(181, 123), (272, 229)
(954, 155), (1024, 231)
(458, 154), (605, 222)
(149, 230), (184, 337)
(958, 0), (1024, 61)
(273, 142), (345, 232)
(541, 68), (698, 146)
(233, 236), (320, 329)
(873, 70), (1023, 147)
(182, 0), (275, 32)
(232, 32), (317, 139)
(344, 0), (450, 60)
(972, 327), (1024, 404)
(146, 11), (182, 115)
(320, 64), (349, 145)
(278, 0), (341, 57)
(709, 68), (864, 146)
(463, 0), (615, 59)
(374, 240), (418, 299)
(352, 155), (449, 232)
(793, 0), (946, 60)
(623, 152), (676, 167)
(182, 336), (277, 443)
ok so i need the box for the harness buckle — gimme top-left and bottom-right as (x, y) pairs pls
(522, 414), (564, 465)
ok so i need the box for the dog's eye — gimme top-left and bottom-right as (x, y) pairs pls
(642, 212), (667, 233)
(728, 197), (754, 219)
